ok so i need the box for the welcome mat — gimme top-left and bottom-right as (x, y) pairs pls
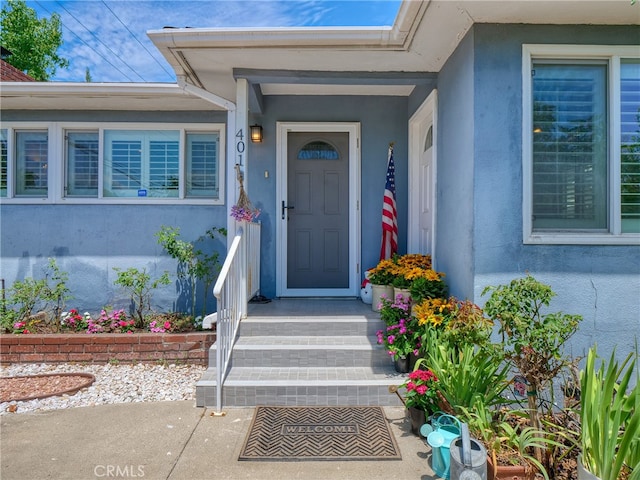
(238, 406), (401, 461)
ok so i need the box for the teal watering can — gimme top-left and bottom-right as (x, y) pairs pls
(422, 413), (461, 479)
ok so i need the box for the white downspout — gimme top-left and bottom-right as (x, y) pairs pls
(176, 76), (236, 112)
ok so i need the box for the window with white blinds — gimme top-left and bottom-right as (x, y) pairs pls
(186, 132), (219, 197)
(524, 45), (640, 244)
(532, 63), (608, 230)
(66, 131), (99, 197)
(15, 130), (48, 197)
(104, 130), (180, 198)
(621, 59), (640, 234)
(0, 123), (224, 204)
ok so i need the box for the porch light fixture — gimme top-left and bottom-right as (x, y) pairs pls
(250, 124), (263, 143)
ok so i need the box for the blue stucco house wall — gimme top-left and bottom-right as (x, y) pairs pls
(248, 95), (410, 300)
(0, 110), (230, 316)
(1, 14), (638, 363)
(1, 99), (411, 314)
(435, 24), (640, 359)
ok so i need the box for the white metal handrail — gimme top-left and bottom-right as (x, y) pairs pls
(210, 221), (261, 414)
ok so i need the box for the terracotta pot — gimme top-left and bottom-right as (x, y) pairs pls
(371, 284), (394, 312)
(486, 455), (536, 480)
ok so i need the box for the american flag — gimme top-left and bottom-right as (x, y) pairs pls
(380, 145), (398, 260)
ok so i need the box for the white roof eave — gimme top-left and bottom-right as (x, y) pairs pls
(147, 0), (424, 50)
(146, 0), (638, 101)
(0, 82), (228, 111)
(0, 82), (182, 95)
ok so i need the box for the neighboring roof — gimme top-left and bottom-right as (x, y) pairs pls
(0, 82), (225, 111)
(0, 59), (35, 82)
(147, 0), (639, 107)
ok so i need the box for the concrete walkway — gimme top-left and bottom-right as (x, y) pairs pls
(1, 402), (437, 480)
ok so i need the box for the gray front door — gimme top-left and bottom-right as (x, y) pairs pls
(285, 132), (350, 289)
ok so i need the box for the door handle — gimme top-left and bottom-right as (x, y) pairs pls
(282, 200), (295, 219)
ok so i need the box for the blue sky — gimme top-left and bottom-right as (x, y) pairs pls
(26, 1), (402, 82)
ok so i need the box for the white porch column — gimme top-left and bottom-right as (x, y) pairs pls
(227, 78), (249, 247)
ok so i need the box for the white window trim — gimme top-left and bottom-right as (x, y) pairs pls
(0, 121), (225, 205)
(522, 44), (640, 246)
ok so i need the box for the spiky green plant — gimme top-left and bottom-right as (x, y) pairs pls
(580, 346), (640, 480)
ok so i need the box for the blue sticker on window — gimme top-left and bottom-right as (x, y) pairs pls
(138, 189), (147, 197)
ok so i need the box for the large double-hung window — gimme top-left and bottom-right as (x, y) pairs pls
(0, 123), (224, 204)
(523, 45), (639, 244)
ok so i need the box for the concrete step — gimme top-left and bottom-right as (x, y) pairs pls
(196, 366), (406, 407)
(195, 299), (403, 408)
(207, 336), (391, 368)
(239, 317), (384, 337)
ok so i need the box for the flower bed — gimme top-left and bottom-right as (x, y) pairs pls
(0, 331), (215, 365)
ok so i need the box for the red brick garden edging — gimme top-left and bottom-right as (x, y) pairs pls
(0, 332), (216, 365)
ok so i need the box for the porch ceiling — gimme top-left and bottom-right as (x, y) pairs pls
(148, 0), (637, 108)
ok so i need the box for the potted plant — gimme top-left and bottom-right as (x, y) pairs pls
(391, 273), (412, 301)
(391, 254), (442, 302)
(409, 273), (447, 304)
(482, 275), (581, 468)
(412, 296), (454, 329)
(400, 365), (440, 435)
(377, 295), (421, 372)
(579, 346), (640, 480)
(424, 339), (510, 417)
(395, 253), (433, 270)
(460, 401), (558, 480)
(367, 258), (396, 311)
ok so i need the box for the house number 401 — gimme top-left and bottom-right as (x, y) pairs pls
(236, 129), (246, 165)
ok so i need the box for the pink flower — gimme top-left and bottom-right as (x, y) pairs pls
(163, 321), (171, 330)
(416, 385), (427, 395)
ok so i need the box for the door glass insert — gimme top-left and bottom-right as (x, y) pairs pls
(297, 141), (339, 160)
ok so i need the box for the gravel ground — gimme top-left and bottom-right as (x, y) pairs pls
(0, 363), (206, 415)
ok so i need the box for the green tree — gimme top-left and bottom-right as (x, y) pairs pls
(0, 0), (69, 80)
